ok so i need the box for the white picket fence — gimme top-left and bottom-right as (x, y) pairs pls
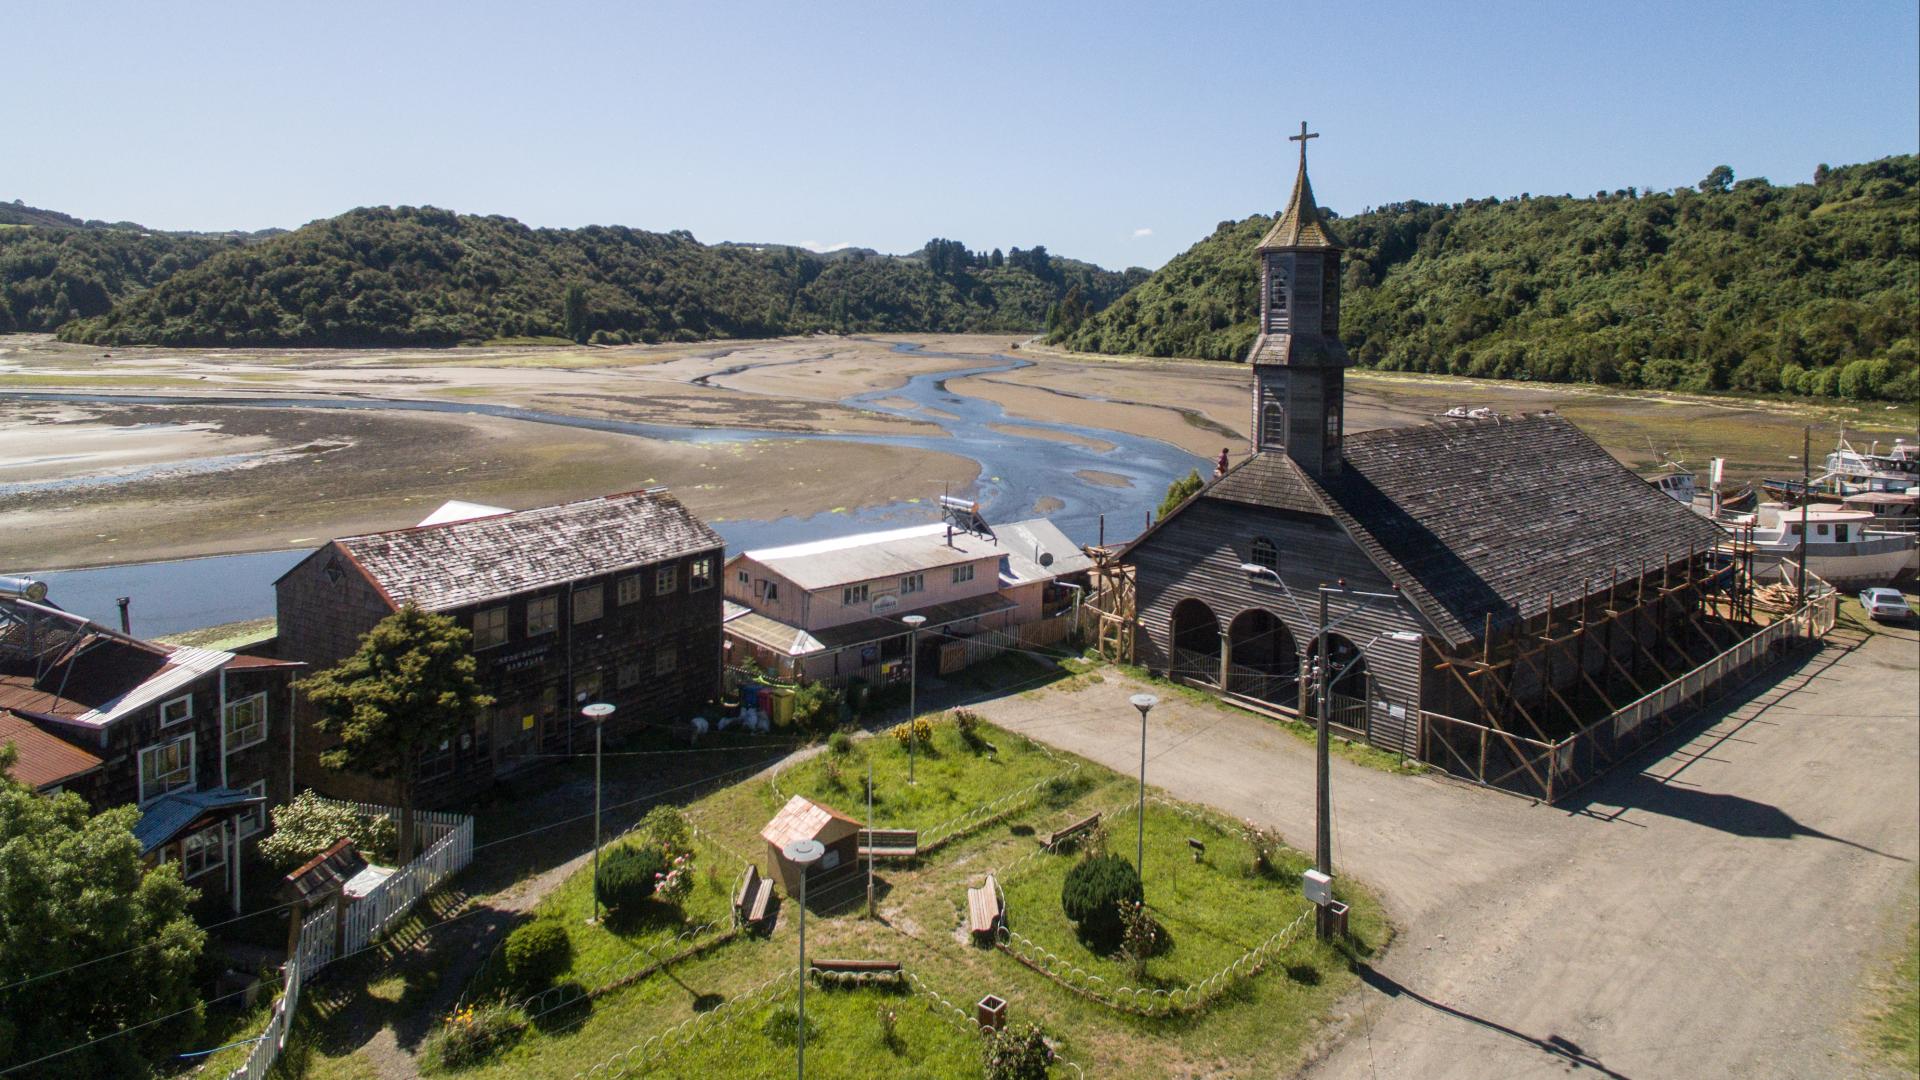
(225, 801), (472, 1080)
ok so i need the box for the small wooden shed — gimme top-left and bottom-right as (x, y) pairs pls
(759, 794), (861, 896)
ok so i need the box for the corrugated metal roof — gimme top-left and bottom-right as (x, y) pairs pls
(726, 593), (1017, 658)
(760, 794), (862, 849)
(133, 787), (267, 855)
(74, 646), (231, 728)
(0, 711), (102, 789)
(994, 518), (1094, 584)
(332, 489), (723, 612)
(744, 523), (999, 592)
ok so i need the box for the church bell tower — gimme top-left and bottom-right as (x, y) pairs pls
(1249, 122), (1350, 478)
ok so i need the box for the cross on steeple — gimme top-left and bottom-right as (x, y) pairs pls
(1289, 121), (1318, 163)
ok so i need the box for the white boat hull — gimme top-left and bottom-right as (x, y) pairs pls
(1753, 534), (1918, 587)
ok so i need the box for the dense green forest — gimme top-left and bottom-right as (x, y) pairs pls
(29, 205), (1143, 347)
(0, 203), (241, 332)
(1055, 156), (1919, 401)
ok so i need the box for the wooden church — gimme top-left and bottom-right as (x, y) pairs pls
(1115, 126), (1743, 793)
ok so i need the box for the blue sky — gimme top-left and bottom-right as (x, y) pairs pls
(8, 1), (1916, 270)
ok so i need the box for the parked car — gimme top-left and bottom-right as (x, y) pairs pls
(1857, 587), (1914, 622)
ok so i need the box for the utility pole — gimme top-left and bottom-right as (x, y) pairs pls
(903, 614), (926, 784)
(1314, 587), (1333, 941)
(1797, 426), (1811, 609)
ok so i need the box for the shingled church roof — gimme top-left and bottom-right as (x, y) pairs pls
(1188, 413), (1725, 646)
(1258, 145), (1342, 251)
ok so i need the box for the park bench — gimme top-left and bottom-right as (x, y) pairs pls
(965, 874), (1002, 942)
(1043, 812), (1101, 849)
(857, 828), (919, 859)
(811, 958), (902, 978)
(734, 864), (775, 932)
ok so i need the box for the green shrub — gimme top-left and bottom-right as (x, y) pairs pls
(827, 731), (853, 757)
(890, 715), (935, 751)
(596, 845), (668, 913)
(952, 708), (985, 749)
(421, 1001), (525, 1072)
(257, 790), (397, 870)
(1061, 853), (1142, 954)
(983, 1022), (1054, 1079)
(638, 804), (690, 854)
(502, 922), (571, 994)
(792, 682), (842, 732)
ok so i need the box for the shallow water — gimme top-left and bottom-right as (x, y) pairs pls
(3, 343), (1202, 634)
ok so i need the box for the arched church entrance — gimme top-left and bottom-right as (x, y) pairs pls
(1169, 598), (1222, 687)
(1226, 608), (1298, 705)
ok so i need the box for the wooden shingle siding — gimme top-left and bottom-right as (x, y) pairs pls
(1131, 499), (1427, 754)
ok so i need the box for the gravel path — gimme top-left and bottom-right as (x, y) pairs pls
(967, 629), (1920, 1079)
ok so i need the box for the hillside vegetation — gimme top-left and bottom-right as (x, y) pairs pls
(0, 203), (240, 332)
(1055, 156), (1919, 401)
(44, 206), (1143, 347)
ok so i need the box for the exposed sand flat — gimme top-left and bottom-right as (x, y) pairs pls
(985, 422), (1117, 453)
(0, 402), (977, 570)
(0, 413), (276, 484)
(1073, 469), (1133, 488)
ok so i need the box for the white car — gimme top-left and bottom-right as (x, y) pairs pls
(1858, 587), (1914, 622)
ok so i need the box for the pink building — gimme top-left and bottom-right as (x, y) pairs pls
(722, 518), (1089, 684)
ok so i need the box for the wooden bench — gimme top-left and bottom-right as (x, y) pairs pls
(811, 958), (902, 977)
(965, 874), (1002, 941)
(857, 828), (919, 859)
(1043, 812), (1101, 849)
(734, 865), (775, 932)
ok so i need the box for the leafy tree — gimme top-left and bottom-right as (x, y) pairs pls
(1697, 165), (1735, 194)
(0, 745), (207, 1078)
(1157, 469), (1204, 520)
(299, 604), (493, 859)
(562, 282), (589, 343)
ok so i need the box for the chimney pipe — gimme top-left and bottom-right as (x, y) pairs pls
(116, 596), (131, 635)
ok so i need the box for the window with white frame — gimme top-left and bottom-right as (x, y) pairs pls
(654, 648), (679, 676)
(617, 574), (644, 606)
(473, 606), (509, 650)
(236, 780), (268, 840)
(900, 573), (924, 595)
(160, 694), (193, 728)
(690, 557), (714, 592)
(180, 827), (225, 879)
(951, 564), (975, 584)
(224, 692), (268, 753)
(842, 583), (869, 606)
(527, 595), (559, 637)
(139, 734), (194, 804)
(573, 584), (604, 624)
(655, 564), (678, 596)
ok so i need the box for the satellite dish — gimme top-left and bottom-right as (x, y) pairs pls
(1038, 551), (1054, 567)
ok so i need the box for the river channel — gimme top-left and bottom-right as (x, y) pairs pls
(4, 344), (1204, 636)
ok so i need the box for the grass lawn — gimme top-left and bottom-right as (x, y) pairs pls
(996, 801), (1322, 993)
(1866, 906), (1918, 1073)
(406, 718), (1387, 1079)
(702, 720), (1086, 845)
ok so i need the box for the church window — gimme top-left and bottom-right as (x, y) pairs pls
(1261, 403), (1283, 449)
(1250, 537), (1278, 570)
(1266, 257), (1291, 332)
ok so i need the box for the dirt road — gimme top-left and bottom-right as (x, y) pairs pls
(967, 629), (1919, 1078)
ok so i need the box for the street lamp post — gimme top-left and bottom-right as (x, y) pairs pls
(581, 702), (616, 925)
(1129, 694), (1157, 883)
(902, 614), (927, 784)
(783, 838), (825, 1079)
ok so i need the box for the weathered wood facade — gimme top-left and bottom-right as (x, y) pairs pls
(1122, 130), (1739, 775)
(273, 491), (724, 807)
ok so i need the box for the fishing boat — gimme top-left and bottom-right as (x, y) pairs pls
(1721, 502), (1918, 587)
(1842, 490), (1920, 533)
(1761, 435), (1918, 504)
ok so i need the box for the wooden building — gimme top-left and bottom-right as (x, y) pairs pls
(1118, 128), (1732, 769)
(759, 794), (861, 897)
(273, 490), (724, 806)
(1, 593), (300, 913)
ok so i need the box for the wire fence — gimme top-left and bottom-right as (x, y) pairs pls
(571, 967), (800, 1079)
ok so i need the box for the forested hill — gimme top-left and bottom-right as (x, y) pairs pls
(44, 207), (1145, 346)
(1054, 156), (1919, 401)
